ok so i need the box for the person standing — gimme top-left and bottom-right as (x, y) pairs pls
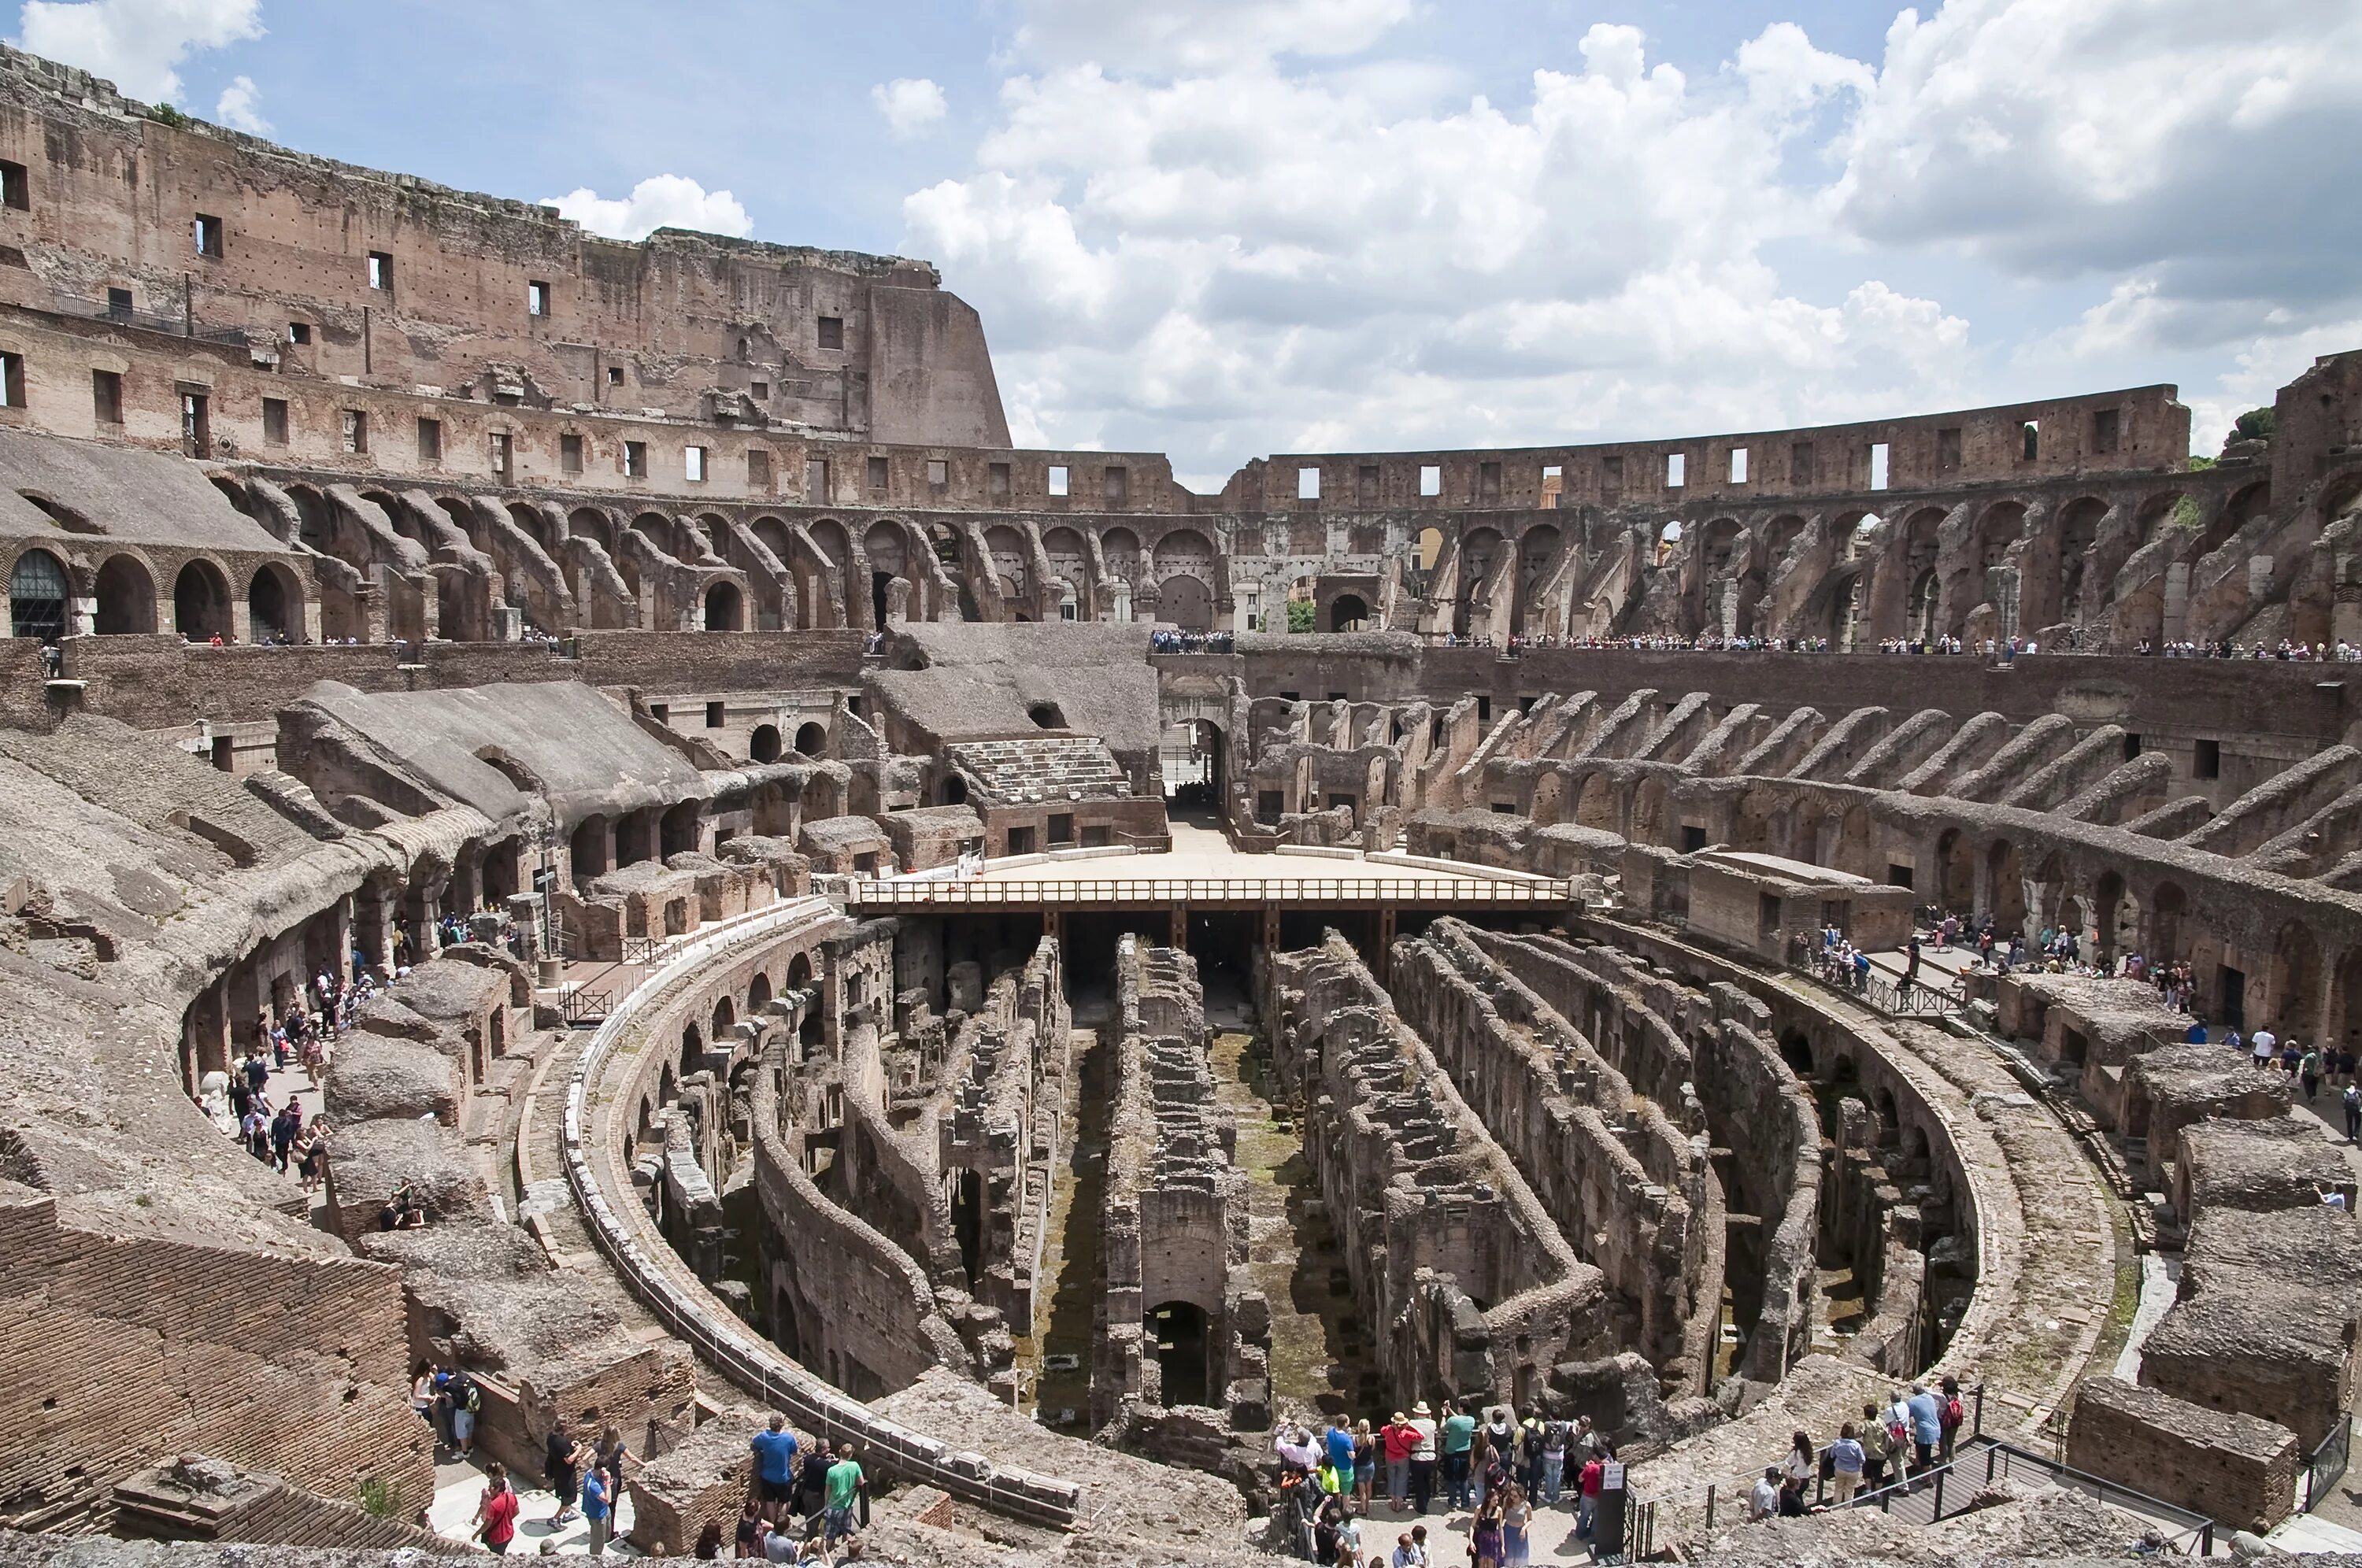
(1441, 1400), (1477, 1511)
(473, 1463), (519, 1555)
(1381, 1411), (1416, 1511)
(1747, 1466), (1780, 1522)
(581, 1463), (613, 1556)
(750, 1415), (799, 1522)
(1905, 1383), (1942, 1474)
(1407, 1401), (1438, 1514)
(824, 1444), (864, 1544)
(546, 1418), (587, 1526)
(2342, 1080), (2360, 1142)
(1828, 1424), (1865, 1504)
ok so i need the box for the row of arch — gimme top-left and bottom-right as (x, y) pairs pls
(6, 545), (304, 644)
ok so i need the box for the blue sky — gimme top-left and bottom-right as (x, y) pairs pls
(20, 0), (2362, 488)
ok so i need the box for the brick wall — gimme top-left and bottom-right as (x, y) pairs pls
(2067, 1376), (2297, 1535)
(0, 1187), (434, 1530)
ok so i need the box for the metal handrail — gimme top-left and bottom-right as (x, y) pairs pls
(842, 875), (1574, 905)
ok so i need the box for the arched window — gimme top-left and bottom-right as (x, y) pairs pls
(9, 549), (67, 642)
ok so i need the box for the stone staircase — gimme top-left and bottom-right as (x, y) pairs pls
(949, 737), (1132, 804)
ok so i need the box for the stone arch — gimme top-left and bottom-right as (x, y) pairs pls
(172, 557), (235, 642)
(750, 723), (782, 764)
(1028, 701), (1067, 729)
(2270, 919), (2322, 1037)
(1328, 594), (1369, 632)
(1832, 804), (1875, 878)
(1935, 827), (1973, 915)
(93, 553), (157, 635)
(1987, 838), (2027, 936)
(1631, 775), (1670, 846)
(704, 579), (743, 631)
(1572, 771), (1620, 833)
(1453, 526), (1505, 637)
(247, 560), (302, 643)
(679, 1021), (705, 1080)
(712, 994), (736, 1041)
(2144, 880), (2187, 964)
(2053, 496), (2110, 623)
(1512, 523), (1560, 634)
(7, 546), (66, 642)
(794, 721), (827, 757)
(1101, 527), (1142, 586)
(1907, 567), (1940, 645)
(2092, 869), (2131, 964)
(748, 971), (773, 1012)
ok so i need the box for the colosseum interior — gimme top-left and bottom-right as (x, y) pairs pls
(5, 33), (2362, 1568)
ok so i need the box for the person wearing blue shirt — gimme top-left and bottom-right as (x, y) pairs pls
(2186, 1019), (2208, 1045)
(1905, 1384), (1942, 1470)
(580, 1465), (612, 1557)
(1326, 1416), (1356, 1477)
(749, 1415), (802, 1516)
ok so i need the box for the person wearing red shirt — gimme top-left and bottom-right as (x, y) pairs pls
(1381, 1412), (1419, 1510)
(474, 1463), (520, 1555)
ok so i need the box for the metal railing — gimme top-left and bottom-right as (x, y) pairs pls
(840, 875), (1574, 908)
(66, 290), (250, 346)
(2304, 1413), (2352, 1514)
(1693, 1437), (2212, 1556)
(1793, 950), (1964, 1018)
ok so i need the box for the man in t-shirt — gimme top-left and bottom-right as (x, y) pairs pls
(1748, 1466), (1780, 1522)
(1440, 1400), (1477, 1511)
(580, 1463), (613, 1556)
(824, 1444), (864, 1543)
(546, 1418), (585, 1525)
(749, 1415), (801, 1519)
(1325, 1415), (1356, 1479)
(2253, 1027), (2278, 1071)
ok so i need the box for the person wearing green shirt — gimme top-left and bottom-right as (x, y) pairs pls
(824, 1446), (864, 1543)
(1442, 1403), (1478, 1510)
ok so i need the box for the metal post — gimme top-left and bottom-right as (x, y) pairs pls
(1704, 1483), (1715, 1530)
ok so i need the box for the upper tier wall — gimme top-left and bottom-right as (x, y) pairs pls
(0, 46), (1008, 447)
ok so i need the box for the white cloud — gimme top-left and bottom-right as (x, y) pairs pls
(907, 17), (1960, 485)
(16, 0), (261, 103)
(213, 71), (263, 132)
(1837, 0), (2362, 307)
(542, 176), (753, 242)
(1013, 0), (1413, 72)
(871, 76), (947, 139)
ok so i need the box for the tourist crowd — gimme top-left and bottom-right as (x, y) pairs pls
(1741, 1379), (1971, 1522)
(2140, 639), (2362, 660)
(1151, 629), (1238, 653)
(1261, 1399), (1614, 1565)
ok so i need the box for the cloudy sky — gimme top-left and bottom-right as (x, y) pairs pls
(18, 0), (2359, 488)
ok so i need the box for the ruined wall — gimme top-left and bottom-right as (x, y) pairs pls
(0, 1183), (433, 1532)
(1387, 919), (1720, 1394)
(1264, 935), (1612, 1410)
(1099, 938), (1260, 1426)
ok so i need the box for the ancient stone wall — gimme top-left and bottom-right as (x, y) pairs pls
(1387, 919), (1720, 1394)
(1264, 934), (1612, 1409)
(0, 1183), (432, 1532)
(1099, 937), (1259, 1426)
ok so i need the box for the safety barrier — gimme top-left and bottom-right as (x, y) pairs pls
(843, 875), (1575, 908)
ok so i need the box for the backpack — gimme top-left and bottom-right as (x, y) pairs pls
(457, 1376), (481, 1415)
(1940, 1396), (1962, 1431)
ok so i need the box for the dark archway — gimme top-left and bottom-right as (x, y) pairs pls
(172, 559), (234, 642)
(794, 722), (827, 757)
(712, 995), (736, 1041)
(1028, 701), (1067, 729)
(750, 724), (783, 764)
(705, 580), (743, 631)
(248, 563), (298, 643)
(1148, 1300), (1210, 1407)
(94, 554), (157, 634)
(1328, 593), (1369, 632)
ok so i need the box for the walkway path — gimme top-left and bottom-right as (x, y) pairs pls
(1205, 984), (1374, 1422)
